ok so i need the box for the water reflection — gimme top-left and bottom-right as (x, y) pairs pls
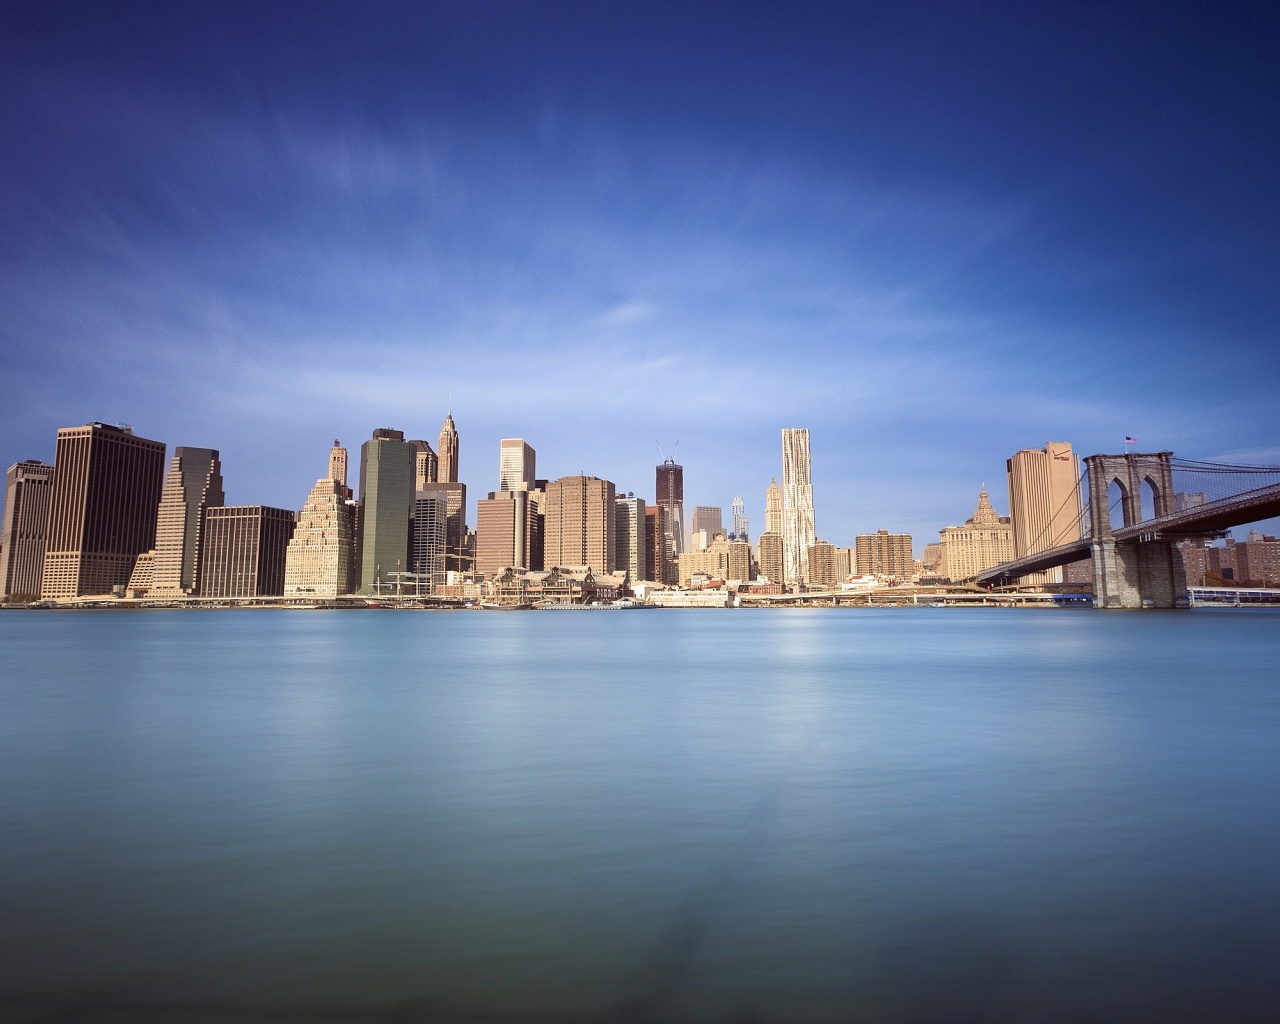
(1, 608), (1279, 1021)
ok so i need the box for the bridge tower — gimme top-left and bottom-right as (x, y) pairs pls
(1085, 452), (1189, 609)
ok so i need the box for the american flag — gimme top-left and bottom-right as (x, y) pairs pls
(1125, 436), (1138, 445)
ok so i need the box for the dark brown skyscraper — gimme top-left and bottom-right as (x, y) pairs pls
(655, 457), (684, 584)
(1, 460), (55, 600)
(41, 423), (166, 599)
(198, 506), (296, 598)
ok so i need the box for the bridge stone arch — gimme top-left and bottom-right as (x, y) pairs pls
(1084, 452), (1186, 608)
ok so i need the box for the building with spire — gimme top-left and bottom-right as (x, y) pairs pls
(781, 428), (817, 584)
(938, 487), (1014, 582)
(764, 478), (783, 540)
(438, 414), (459, 484)
(149, 447), (224, 596)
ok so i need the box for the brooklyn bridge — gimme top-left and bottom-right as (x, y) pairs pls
(972, 452), (1280, 608)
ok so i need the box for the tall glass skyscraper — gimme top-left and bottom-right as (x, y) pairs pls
(358, 428), (415, 593)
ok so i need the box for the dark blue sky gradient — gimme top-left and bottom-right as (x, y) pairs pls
(2, 2), (1277, 545)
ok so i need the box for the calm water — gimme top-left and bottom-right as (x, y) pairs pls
(1, 608), (1279, 1023)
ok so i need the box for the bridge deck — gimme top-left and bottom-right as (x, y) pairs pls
(974, 480), (1280, 586)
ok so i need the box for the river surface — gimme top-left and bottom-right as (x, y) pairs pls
(1, 608), (1279, 1023)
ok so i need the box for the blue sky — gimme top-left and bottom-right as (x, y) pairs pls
(2, 2), (1278, 547)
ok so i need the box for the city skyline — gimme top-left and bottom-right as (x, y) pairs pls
(2, 6), (1278, 550)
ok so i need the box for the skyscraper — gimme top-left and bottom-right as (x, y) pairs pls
(655, 457), (684, 584)
(198, 506), (296, 598)
(41, 423), (166, 599)
(358, 428), (415, 593)
(544, 475), (616, 571)
(328, 441), (349, 496)
(643, 505), (663, 582)
(499, 439), (536, 492)
(1, 460), (54, 600)
(410, 492), (448, 593)
(808, 541), (837, 587)
(285, 477), (357, 598)
(438, 413), (460, 484)
(727, 538), (753, 583)
(149, 447), (223, 596)
(691, 506), (723, 543)
(1006, 442), (1082, 585)
(765, 478), (783, 537)
(476, 488), (538, 578)
(781, 428), (817, 584)
(731, 496), (749, 540)
(408, 439), (438, 492)
(758, 532), (784, 586)
(614, 494), (646, 582)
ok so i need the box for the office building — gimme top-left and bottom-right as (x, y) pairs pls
(544, 475), (616, 571)
(198, 506), (296, 598)
(419, 481), (467, 574)
(409, 439), (438, 492)
(328, 441), (350, 497)
(41, 423), (166, 599)
(938, 488), (1014, 582)
(438, 413), (460, 483)
(1007, 441), (1082, 585)
(643, 505), (664, 582)
(615, 494), (646, 582)
(691, 506), (723, 543)
(284, 477), (357, 598)
(655, 457), (685, 584)
(1, 460), (54, 600)
(358, 428), (415, 592)
(149, 447), (224, 596)
(765, 478), (783, 537)
(476, 487), (539, 579)
(855, 530), (914, 579)
(731, 496), (749, 540)
(499, 439), (536, 492)
(808, 541), (837, 588)
(781, 428), (817, 583)
(758, 531), (784, 585)
(410, 491), (448, 593)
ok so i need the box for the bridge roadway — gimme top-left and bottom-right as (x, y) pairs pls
(975, 480), (1280, 586)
